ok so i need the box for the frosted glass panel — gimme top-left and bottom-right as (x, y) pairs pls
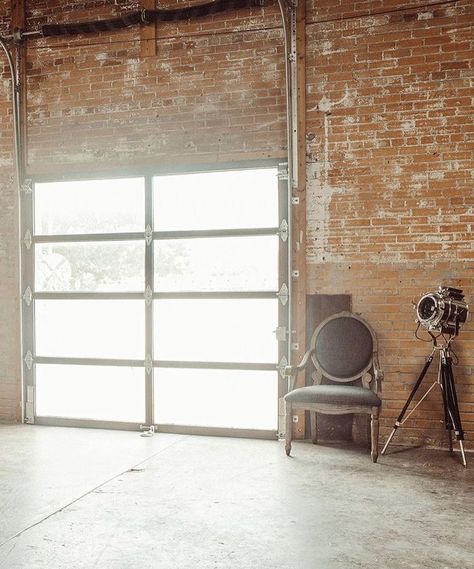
(153, 169), (278, 230)
(154, 299), (278, 363)
(35, 178), (144, 235)
(36, 364), (145, 422)
(154, 236), (278, 292)
(154, 368), (277, 429)
(35, 241), (145, 292)
(36, 300), (145, 359)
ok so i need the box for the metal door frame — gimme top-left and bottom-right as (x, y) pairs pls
(21, 160), (289, 438)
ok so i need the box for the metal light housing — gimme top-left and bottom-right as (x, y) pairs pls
(416, 286), (468, 336)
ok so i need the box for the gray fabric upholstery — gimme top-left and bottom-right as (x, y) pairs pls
(314, 316), (373, 379)
(284, 385), (381, 407)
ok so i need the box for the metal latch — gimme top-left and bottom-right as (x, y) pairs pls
(273, 326), (288, 342)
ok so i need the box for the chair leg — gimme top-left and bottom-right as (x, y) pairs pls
(371, 407), (380, 463)
(310, 412), (318, 444)
(285, 402), (293, 456)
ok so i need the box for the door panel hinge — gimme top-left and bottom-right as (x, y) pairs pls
(145, 285), (153, 306)
(23, 286), (33, 306)
(145, 354), (153, 374)
(278, 219), (288, 242)
(277, 283), (289, 306)
(23, 229), (32, 249)
(24, 350), (33, 371)
(145, 224), (152, 246)
(277, 356), (288, 379)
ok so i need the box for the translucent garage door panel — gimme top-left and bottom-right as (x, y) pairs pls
(35, 241), (145, 292)
(153, 169), (278, 230)
(154, 236), (278, 292)
(36, 364), (145, 422)
(34, 178), (145, 235)
(154, 368), (277, 430)
(35, 300), (145, 359)
(154, 299), (278, 363)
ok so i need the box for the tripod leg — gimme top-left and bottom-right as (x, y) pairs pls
(443, 357), (467, 467)
(439, 358), (453, 452)
(381, 352), (435, 455)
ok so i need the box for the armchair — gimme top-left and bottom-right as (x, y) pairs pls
(284, 311), (383, 462)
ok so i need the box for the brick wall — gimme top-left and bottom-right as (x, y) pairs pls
(306, 0), (474, 446)
(0, 0), (472, 447)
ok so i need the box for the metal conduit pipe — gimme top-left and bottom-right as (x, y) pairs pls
(0, 36), (22, 187)
(0, 35), (26, 422)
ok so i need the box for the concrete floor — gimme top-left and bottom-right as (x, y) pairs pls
(0, 425), (472, 569)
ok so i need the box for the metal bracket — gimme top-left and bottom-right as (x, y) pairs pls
(145, 224), (153, 246)
(291, 196), (299, 205)
(277, 356), (289, 378)
(277, 283), (289, 306)
(145, 354), (153, 375)
(291, 342), (300, 351)
(24, 350), (33, 371)
(291, 270), (299, 278)
(278, 219), (288, 242)
(145, 285), (153, 306)
(140, 424), (155, 437)
(22, 286), (32, 306)
(23, 229), (32, 250)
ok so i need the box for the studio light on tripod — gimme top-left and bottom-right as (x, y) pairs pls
(416, 286), (468, 336)
(382, 286), (469, 467)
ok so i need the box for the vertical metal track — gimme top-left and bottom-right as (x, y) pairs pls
(21, 181), (35, 423)
(276, 0), (299, 436)
(277, 0), (298, 370)
(144, 175), (154, 425)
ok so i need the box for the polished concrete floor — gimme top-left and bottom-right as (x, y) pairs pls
(0, 425), (472, 569)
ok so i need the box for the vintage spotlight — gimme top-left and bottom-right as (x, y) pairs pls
(416, 286), (469, 337)
(382, 287), (470, 466)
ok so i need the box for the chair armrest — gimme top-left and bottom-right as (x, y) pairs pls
(284, 348), (315, 390)
(284, 347), (315, 377)
(373, 351), (384, 394)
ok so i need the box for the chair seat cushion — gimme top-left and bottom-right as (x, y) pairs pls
(284, 385), (381, 407)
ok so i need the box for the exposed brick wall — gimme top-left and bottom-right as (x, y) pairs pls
(25, 0), (286, 172)
(0, 0), (473, 448)
(305, 0), (474, 447)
